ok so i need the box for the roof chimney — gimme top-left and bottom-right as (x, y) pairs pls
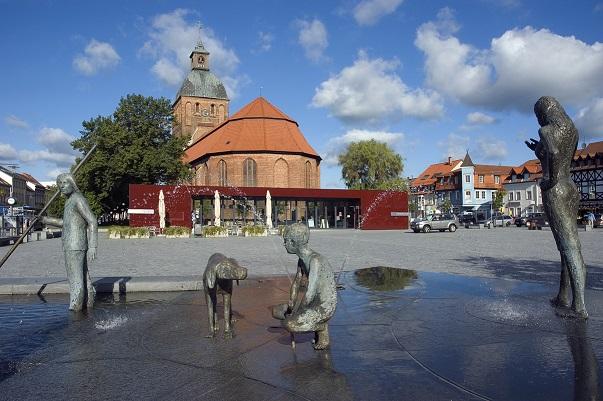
(447, 156), (451, 165)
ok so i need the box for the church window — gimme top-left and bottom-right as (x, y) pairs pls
(185, 102), (192, 126)
(243, 158), (257, 187)
(211, 104), (215, 115)
(305, 161), (312, 188)
(218, 160), (227, 186)
(195, 103), (200, 112)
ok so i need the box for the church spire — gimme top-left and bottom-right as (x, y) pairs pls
(190, 22), (209, 70)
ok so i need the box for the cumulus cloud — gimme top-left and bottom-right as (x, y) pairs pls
(38, 127), (78, 155)
(321, 129), (404, 166)
(4, 115), (29, 129)
(353, 0), (404, 26)
(140, 9), (242, 97)
(0, 143), (18, 162)
(312, 51), (443, 123)
(575, 98), (603, 138)
(73, 39), (120, 76)
(415, 8), (603, 112)
(438, 133), (469, 160)
(476, 136), (508, 161)
(16, 127), (78, 169)
(295, 19), (328, 63)
(466, 112), (496, 125)
(256, 31), (274, 53)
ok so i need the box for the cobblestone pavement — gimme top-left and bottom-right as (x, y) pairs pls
(2, 226), (603, 287)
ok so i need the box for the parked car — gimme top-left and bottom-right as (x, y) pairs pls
(596, 213), (603, 228)
(460, 212), (488, 227)
(527, 213), (549, 230)
(516, 212), (543, 227)
(486, 213), (514, 228)
(411, 214), (458, 233)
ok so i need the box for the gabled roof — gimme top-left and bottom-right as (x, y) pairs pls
(574, 140), (603, 160)
(184, 97), (320, 164)
(411, 159), (462, 187)
(474, 164), (514, 175)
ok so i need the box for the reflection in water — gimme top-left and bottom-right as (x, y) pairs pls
(354, 267), (418, 291)
(566, 320), (600, 401)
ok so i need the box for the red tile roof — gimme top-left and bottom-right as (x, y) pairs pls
(574, 140), (603, 159)
(411, 159), (462, 187)
(184, 97), (320, 164)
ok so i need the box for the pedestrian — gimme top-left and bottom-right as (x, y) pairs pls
(587, 212), (595, 229)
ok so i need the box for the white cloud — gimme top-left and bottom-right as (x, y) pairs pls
(140, 9), (242, 97)
(415, 8), (603, 112)
(438, 133), (469, 161)
(476, 136), (508, 161)
(0, 143), (18, 161)
(16, 127), (77, 168)
(295, 19), (328, 63)
(18, 149), (76, 167)
(73, 39), (120, 76)
(38, 127), (77, 155)
(257, 31), (274, 52)
(4, 115), (29, 129)
(321, 129), (404, 166)
(574, 98), (603, 138)
(353, 0), (404, 26)
(466, 112), (496, 125)
(312, 51), (443, 123)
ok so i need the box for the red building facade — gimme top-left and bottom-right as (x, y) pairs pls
(129, 184), (408, 230)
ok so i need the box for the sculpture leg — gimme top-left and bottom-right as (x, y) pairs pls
(205, 291), (217, 337)
(313, 323), (330, 350)
(564, 248), (588, 318)
(84, 257), (95, 309)
(551, 255), (571, 308)
(65, 251), (86, 312)
(223, 292), (233, 338)
(271, 303), (290, 320)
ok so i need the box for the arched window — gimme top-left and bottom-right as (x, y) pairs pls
(274, 158), (289, 187)
(305, 161), (312, 188)
(185, 102), (192, 126)
(211, 104), (215, 115)
(243, 158), (257, 187)
(195, 103), (200, 112)
(218, 160), (227, 186)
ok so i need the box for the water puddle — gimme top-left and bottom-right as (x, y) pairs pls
(353, 266), (418, 291)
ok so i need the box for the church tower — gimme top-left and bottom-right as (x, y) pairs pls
(172, 35), (229, 145)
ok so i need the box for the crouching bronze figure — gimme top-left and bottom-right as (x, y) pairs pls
(203, 253), (248, 338)
(272, 223), (337, 350)
(526, 96), (588, 318)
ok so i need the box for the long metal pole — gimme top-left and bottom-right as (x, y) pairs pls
(0, 144), (97, 269)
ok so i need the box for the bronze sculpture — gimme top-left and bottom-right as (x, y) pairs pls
(42, 173), (97, 312)
(526, 96), (588, 318)
(203, 253), (248, 338)
(271, 223), (337, 349)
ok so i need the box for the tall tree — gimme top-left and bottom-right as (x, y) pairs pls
(338, 140), (407, 190)
(71, 94), (191, 217)
(492, 189), (507, 211)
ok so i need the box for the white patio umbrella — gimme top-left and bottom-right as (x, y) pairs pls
(266, 190), (273, 229)
(214, 190), (221, 226)
(158, 190), (166, 231)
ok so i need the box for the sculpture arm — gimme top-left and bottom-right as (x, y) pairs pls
(75, 195), (98, 252)
(289, 265), (302, 310)
(538, 126), (559, 191)
(303, 256), (319, 306)
(41, 216), (63, 227)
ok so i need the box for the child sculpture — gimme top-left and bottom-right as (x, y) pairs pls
(272, 223), (337, 349)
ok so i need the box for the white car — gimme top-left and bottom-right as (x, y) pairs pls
(486, 214), (514, 228)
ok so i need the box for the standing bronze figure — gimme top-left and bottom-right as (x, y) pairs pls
(272, 223), (337, 349)
(43, 173), (97, 312)
(526, 96), (588, 318)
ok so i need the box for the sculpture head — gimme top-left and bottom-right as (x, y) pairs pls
(534, 96), (572, 129)
(56, 173), (79, 196)
(283, 223), (309, 254)
(206, 257), (247, 289)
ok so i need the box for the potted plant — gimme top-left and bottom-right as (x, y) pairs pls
(242, 224), (267, 237)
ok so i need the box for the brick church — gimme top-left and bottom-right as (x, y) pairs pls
(173, 40), (321, 189)
(128, 39), (408, 230)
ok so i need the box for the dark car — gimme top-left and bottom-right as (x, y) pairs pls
(516, 212), (543, 227)
(527, 213), (549, 230)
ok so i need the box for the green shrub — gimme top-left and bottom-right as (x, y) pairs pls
(202, 225), (227, 237)
(242, 225), (267, 235)
(164, 226), (190, 236)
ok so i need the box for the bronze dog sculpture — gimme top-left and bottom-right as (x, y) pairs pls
(203, 253), (248, 338)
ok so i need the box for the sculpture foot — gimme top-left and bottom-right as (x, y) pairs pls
(205, 328), (218, 338)
(313, 326), (330, 350)
(223, 330), (234, 339)
(69, 303), (83, 312)
(550, 296), (570, 308)
(555, 307), (588, 320)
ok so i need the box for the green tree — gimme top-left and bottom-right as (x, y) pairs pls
(338, 140), (407, 190)
(440, 199), (452, 213)
(45, 185), (65, 218)
(71, 94), (191, 217)
(493, 189), (506, 211)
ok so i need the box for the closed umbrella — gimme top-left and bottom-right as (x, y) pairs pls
(158, 190), (166, 231)
(214, 190), (221, 226)
(266, 190), (273, 229)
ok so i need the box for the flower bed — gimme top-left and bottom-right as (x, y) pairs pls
(107, 226), (150, 239)
(242, 225), (267, 237)
(202, 225), (228, 238)
(164, 226), (191, 238)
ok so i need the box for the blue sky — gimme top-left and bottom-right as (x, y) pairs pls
(1, 0), (603, 187)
